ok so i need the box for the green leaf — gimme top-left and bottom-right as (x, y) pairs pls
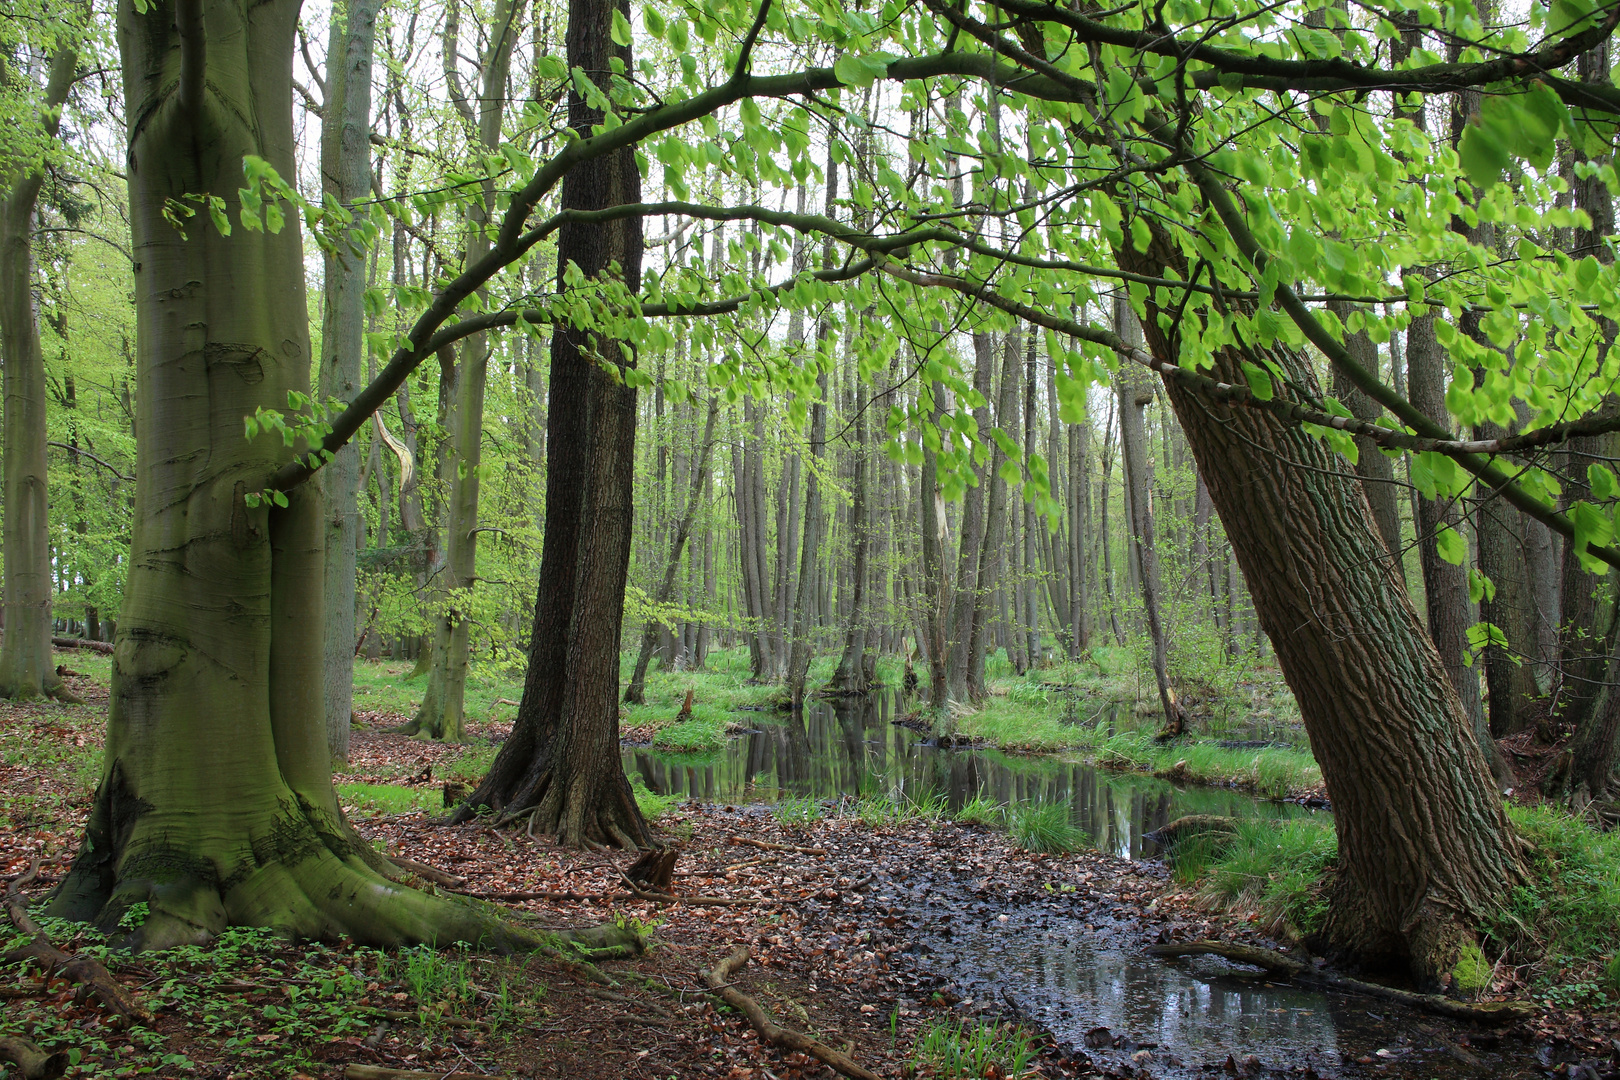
(1129, 215), (1152, 254)
(1572, 500), (1615, 572)
(1240, 361), (1275, 401)
(611, 9), (632, 46)
(1458, 122), (1509, 190)
(1436, 524), (1467, 565)
(1590, 463), (1619, 501)
(644, 6), (665, 36)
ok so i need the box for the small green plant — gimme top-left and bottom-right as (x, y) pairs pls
(854, 789), (948, 826)
(774, 794), (823, 828)
(953, 795), (1006, 827)
(911, 1017), (1036, 1079)
(1009, 802), (1087, 854)
(389, 944), (474, 1016)
(631, 775), (681, 821)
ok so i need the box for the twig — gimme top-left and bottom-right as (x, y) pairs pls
(343, 1067), (505, 1080)
(1145, 941), (1536, 1023)
(701, 947), (881, 1080)
(725, 836), (825, 855)
(388, 857), (467, 888)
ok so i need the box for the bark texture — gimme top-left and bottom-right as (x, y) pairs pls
(1120, 231), (1522, 984)
(52, 0), (558, 949)
(318, 0), (380, 762)
(452, 0), (654, 848)
(0, 23), (80, 702)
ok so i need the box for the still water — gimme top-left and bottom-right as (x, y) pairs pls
(623, 693), (1315, 861)
(624, 696), (1507, 1077)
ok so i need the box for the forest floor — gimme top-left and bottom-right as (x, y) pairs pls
(4, 648), (1620, 1080)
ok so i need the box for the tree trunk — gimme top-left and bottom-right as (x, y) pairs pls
(53, 0), (548, 949)
(1120, 229), (1522, 985)
(1115, 301), (1184, 737)
(0, 24), (79, 703)
(406, 0), (520, 742)
(451, 0), (652, 848)
(830, 374), (872, 694)
(966, 330), (1022, 697)
(318, 0), (380, 763)
(625, 395), (720, 703)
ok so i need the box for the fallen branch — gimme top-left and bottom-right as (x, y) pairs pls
(373, 1009), (489, 1031)
(702, 947), (881, 1080)
(388, 857), (467, 888)
(1145, 941), (1536, 1023)
(0, 1036), (69, 1080)
(466, 886), (760, 906)
(726, 835), (825, 855)
(343, 1067), (505, 1080)
(3, 861), (152, 1025)
(50, 636), (113, 655)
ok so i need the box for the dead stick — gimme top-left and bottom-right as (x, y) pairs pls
(702, 947), (880, 1080)
(343, 1067), (505, 1080)
(1145, 941), (1535, 1023)
(0, 1037), (69, 1080)
(725, 835), (826, 855)
(388, 857), (467, 888)
(3, 861), (152, 1025)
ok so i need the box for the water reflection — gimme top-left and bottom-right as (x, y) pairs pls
(624, 694), (1316, 860)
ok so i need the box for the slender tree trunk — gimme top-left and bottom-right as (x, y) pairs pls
(966, 330), (1021, 697)
(830, 373), (872, 694)
(408, 0), (520, 741)
(1114, 301), (1185, 737)
(318, 0), (379, 762)
(625, 396), (720, 703)
(0, 23), (80, 702)
(945, 332), (993, 700)
(454, 0), (653, 848)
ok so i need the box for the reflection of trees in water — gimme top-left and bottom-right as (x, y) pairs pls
(978, 928), (1343, 1063)
(623, 696), (1324, 853)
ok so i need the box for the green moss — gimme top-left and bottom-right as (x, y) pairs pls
(1452, 939), (1491, 992)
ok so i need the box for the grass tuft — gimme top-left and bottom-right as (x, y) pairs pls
(910, 1018), (1036, 1079)
(1008, 802), (1088, 854)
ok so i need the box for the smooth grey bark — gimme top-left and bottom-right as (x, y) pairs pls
(966, 329), (1021, 697)
(624, 395), (720, 703)
(317, 0), (379, 763)
(0, 22), (81, 702)
(944, 331), (993, 701)
(1114, 300), (1185, 736)
(830, 363), (873, 694)
(409, 0), (520, 741)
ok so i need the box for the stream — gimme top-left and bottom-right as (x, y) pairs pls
(624, 696), (1524, 1077)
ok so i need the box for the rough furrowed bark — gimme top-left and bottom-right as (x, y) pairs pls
(450, 0), (653, 852)
(1119, 231), (1524, 985)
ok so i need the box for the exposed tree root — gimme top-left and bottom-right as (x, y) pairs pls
(4, 861), (152, 1026)
(386, 857), (467, 888)
(1145, 940), (1535, 1023)
(726, 836), (825, 855)
(0, 1036), (68, 1080)
(702, 947), (881, 1080)
(344, 1066), (505, 1080)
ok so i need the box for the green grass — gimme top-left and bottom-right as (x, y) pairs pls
(1008, 802), (1089, 853)
(852, 788), (948, 826)
(910, 1018), (1037, 1079)
(650, 706), (730, 753)
(336, 782), (440, 816)
(1190, 817), (1337, 935)
(773, 794), (824, 828)
(1486, 805), (1620, 1004)
(953, 795), (1006, 827)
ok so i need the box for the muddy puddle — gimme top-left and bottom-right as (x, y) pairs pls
(626, 698), (1526, 1077)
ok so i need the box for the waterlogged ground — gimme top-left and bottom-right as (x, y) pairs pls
(3, 648), (1619, 1079)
